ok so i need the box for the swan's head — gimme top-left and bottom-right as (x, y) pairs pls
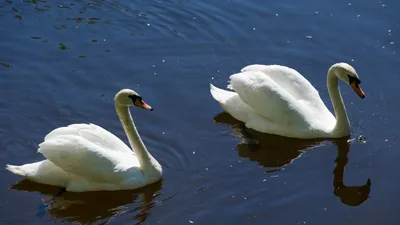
(333, 63), (365, 99)
(114, 89), (153, 110)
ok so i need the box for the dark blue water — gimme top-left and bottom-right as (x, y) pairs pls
(1, 0), (399, 224)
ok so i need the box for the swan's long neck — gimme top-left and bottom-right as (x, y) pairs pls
(115, 103), (156, 171)
(327, 67), (350, 136)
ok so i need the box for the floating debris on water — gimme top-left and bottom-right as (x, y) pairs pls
(357, 135), (367, 143)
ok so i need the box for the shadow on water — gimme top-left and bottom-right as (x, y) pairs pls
(214, 112), (371, 206)
(10, 180), (163, 224)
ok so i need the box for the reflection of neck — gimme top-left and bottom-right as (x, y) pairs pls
(333, 143), (348, 191)
(327, 66), (350, 137)
(115, 103), (154, 170)
(332, 141), (372, 206)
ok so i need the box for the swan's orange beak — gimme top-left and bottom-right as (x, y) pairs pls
(135, 99), (153, 111)
(350, 81), (365, 99)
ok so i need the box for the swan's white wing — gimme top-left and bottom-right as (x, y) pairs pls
(229, 70), (311, 128)
(38, 135), (139, 183)
(45, 123), (133, 155)
(240, 64), (323, 104)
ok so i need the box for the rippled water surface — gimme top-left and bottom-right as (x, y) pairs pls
(1, 0), (399, 224)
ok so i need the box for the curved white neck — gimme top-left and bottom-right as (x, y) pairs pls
(327, 67), (350, 136)
(115, 103), (155, 170)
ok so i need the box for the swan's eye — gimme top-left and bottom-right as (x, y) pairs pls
(128, 95), (153, 110)
(128, 95), (142, 104)
(347, 75), (361, 86)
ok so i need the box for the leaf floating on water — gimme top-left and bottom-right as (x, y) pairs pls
(196, 186), (206, 192)
(105, 49), (111, 52)
(15, 15), (22, 20)
(100, 93), (105, 97)
(30, 36), (42, 40)
(77, 55), (86, 58)
(0, 62), (13, 68)
(59, 43), (69, 50)
(92, 39), (98, 43)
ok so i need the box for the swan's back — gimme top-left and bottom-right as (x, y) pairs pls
(45, 123), (133, 155)
(240, 64), (322, 104)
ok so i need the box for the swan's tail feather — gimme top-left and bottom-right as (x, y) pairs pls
(6, 161), (71, 187)
(6, 164), (27, 177)
(210, 83), (236, 105)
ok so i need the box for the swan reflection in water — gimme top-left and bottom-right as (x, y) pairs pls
(10, 180), (162, 224)
(214, 112), (371, 206)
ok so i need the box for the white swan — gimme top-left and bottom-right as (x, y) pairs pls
(210, 62), (365, 139)
(6, 89), (162, 192)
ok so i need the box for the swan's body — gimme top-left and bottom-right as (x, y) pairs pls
(6, 89), (162, 192)
(210, 63), (365, 139)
